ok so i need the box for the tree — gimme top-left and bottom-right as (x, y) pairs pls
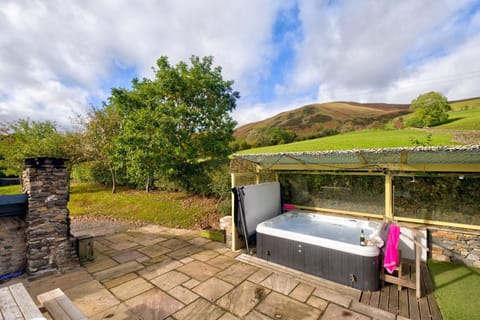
(0, 120), (69, 177)
(407, 92), (451, 128)
(111, 55), (239, 191)
(79, 104), (122, 193)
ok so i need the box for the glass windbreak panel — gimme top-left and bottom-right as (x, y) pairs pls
(280, 174), (385, 214)
(394, 175), (480, 226)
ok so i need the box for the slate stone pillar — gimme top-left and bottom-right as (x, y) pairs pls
(22, 157), (79, 277)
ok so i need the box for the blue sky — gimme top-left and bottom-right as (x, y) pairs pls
(1, 0), (480, 129)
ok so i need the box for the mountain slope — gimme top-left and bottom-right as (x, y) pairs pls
(234, 101), (410, 139)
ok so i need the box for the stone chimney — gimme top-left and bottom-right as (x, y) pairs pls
(22, 157), (79, 277)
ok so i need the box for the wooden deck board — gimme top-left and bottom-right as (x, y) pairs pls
(361, 261), (442, 320)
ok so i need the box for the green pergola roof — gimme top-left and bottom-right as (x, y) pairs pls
(232, 145), (480, 173)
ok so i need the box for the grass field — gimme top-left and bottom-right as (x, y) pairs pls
(0, 184), (22, 194)
(237, 129), (456, 154)
(428, 260), (480, 320)
(436, 109), (480, 130)
(67, 182), (221, 229)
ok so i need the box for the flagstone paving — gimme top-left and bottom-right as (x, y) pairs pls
(10, 224), (403, 319)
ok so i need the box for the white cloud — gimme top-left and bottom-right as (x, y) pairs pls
(0, 0), (285, 128)
(0, 0), (479, 130)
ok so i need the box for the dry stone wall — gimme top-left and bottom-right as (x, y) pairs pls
(22, 157), (79, 277)
(0, 217), (26, 276)
(429, 227), (480, 268)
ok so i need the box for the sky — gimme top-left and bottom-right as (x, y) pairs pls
(1, 0), (480, 130)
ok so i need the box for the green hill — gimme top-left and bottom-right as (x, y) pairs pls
(235, 97), (479, 153)
(234, 101), (410, 140)
(236, 129), (456, 154)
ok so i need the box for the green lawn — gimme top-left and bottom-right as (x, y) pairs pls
(0, 184), (22, 194)
(428, 260), (480, 320)
(436, 109), (480, 130)
(237, 129), (456, 154)
(68, 182), (221, 229)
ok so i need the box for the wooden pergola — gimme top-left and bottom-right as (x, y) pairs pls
(231, 145), (480, 229)
(230, 145), (480, 299)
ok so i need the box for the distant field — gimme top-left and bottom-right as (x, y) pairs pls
(236, 129), (455, 154)
(436, 109), (480, 130)
(449, 97), (480, 111)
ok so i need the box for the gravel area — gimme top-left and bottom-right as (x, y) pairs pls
(70, 215), (146, 238)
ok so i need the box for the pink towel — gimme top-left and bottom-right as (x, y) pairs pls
(384, 224), (400, 274)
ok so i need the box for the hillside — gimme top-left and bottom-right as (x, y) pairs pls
(234, 101), (410, 140)
(235, 97), (480, 154)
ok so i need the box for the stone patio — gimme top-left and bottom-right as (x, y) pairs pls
(3, 224), (402, 319)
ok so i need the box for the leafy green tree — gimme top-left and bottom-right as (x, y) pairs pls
(407, 92), (451, 127)
(0, 120), (69, 177)
(79, 104), (122, 193)
(111, 55), (239, 191)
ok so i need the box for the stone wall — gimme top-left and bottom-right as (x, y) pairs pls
(22, 157), (79, 277)
(0, 217), (26, 276)
(429, 227), (480, 268)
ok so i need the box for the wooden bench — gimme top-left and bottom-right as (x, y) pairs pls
(37, 288), (87, 320)
(0, 282), (46, 320)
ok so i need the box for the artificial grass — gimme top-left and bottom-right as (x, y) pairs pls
(68, 182), (221, 229)
(428, 260), (480, 320)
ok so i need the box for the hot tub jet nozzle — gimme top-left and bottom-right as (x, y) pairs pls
(349, 273), (356, 284)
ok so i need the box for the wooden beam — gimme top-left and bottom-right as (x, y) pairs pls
(385, 172), (393, 219)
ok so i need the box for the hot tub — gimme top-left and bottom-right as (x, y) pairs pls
(256, 211), (381, 291)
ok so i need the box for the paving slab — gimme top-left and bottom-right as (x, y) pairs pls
(124, 288), (184, 320)
(137, 244), (172, 258)
(108, 241), (139, 251)
(312, 286), (353, 308)
(182, 278), (200, 289)
(89, 302), (142, 320)
(206, 254), (237, 269)
(244, 310), (274, 320)
(138, 258), (183, 280)
(173, 298), (225, 320)
(177, 261), (221, 281)
(216, 262), (258, 285)
(188, 237), (211, 246)
(168, 285), (199, 304)
(350, 301), (396, 320)
(25, 269), (93, 302)
(247, 269), (273, 284)
(216, 281), (270, 318)
(103, 272), (138, 289)
(112, 250), (148, 263)
(150, 270), (190, 291)
(93, 261), (144, 282)
(306, 295), (329, 311)
(65, 280), (120, 317)
(192, 277), (234, 302)
(191, 249), (220, 262)
(218, 312), (240, 320)
(180, 257), (194, 264)
(135, 236), (167, 246)
(161, 238), (190, 250)
(260, 272), (299, 295)
(84, 256), (119, 274)
(254, 291), (322, 320)
(203, 241), (228, 251)
(110, 277), (154, 300)
(105, 233), (136, 243)
(166, 245), (204, 260)
(289, 282), (315, 302)
(321, 303), (370, 320)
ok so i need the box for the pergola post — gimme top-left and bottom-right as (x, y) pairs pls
(385, 171), (393, 220)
